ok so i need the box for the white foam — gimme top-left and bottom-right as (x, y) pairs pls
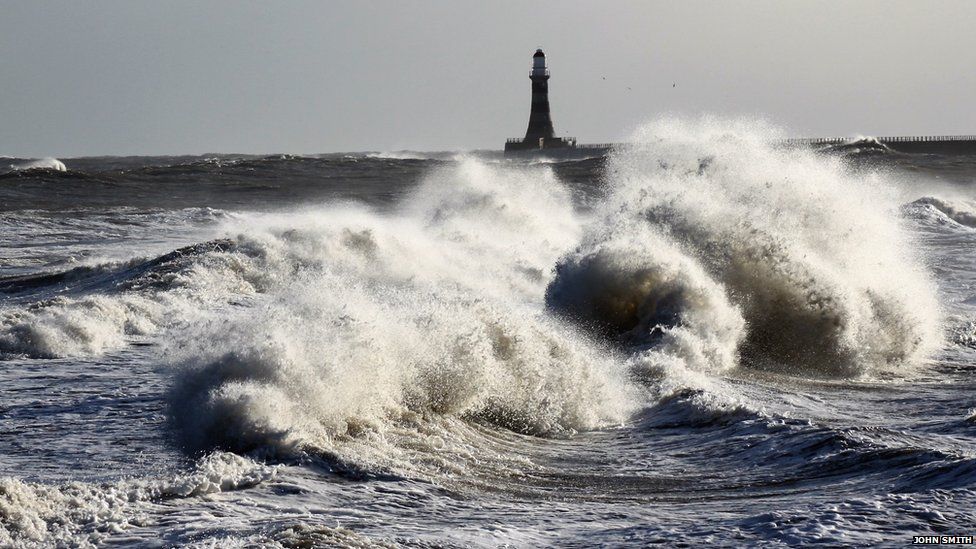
(8, 157), (66, 172)
(0, 245), (262, 359)
(0, 295), (161, 358)
(366, 151), (430, 160)
(0, 452), (274, 547)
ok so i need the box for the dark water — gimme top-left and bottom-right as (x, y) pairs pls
(2, 126), (976, 547)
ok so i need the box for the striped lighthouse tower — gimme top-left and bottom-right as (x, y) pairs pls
(505, 49), (575, 152)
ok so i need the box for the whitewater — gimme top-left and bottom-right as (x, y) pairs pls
(2, 119), (975, 547)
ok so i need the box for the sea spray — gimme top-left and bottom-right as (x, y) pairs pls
(165, 159), (638, 467)
(549, 118), (942, 377)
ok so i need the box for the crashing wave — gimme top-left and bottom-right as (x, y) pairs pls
(951, 320), (976, 348)
(910, 196), (976, 229)
(8, 157), (67, 172)
(816, 136), (893, 157)
(546, 225), (745, 374)
(548, 117), (941, 377)
(0, 240), (247, 359)
(158, 159), (637, 466)
(1, 126), (945, 477)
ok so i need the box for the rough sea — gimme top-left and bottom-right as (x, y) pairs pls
(2, 120), (975, 547)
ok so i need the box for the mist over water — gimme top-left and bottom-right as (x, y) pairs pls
(2, 119), (976, 546)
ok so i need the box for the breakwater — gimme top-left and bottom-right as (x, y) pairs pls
(554, 135), (976, 156)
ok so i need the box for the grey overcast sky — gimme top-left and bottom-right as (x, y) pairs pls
(2, 0), (974, 157)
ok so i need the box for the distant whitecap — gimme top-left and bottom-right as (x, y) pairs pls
(9, 157), (67, 171)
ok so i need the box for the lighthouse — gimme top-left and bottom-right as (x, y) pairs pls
(525, 49), (555, 142)
(505, 49), (576, 152)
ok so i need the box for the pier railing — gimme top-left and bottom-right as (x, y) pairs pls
(783, 135), (976, 145)
(506, 137), (578, 143)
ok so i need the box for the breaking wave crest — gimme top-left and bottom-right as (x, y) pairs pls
(0, 241), (251, 359)
(549, 118), (941, 377)
(166, 159), (637, 469)
(818, 136), (893, 156)
(7, 157), (66, 172)
(911, 196), (976, 229)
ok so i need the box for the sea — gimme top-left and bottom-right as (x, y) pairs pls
(2, 119), (975, 547)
